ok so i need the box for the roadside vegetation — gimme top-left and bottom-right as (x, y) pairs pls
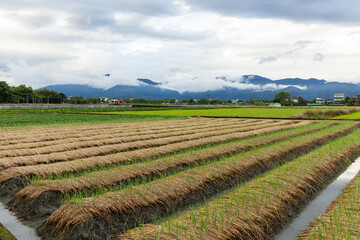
(0, 223), (16, 240)
(296, 109), (359, 119)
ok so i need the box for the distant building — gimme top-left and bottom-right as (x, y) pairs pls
(316, 98), (326, 104)
(270, 103), (281, 107)
(333, 93), (345, 104)
(99, 97), (109, 102)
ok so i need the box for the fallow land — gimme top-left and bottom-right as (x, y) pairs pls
(0, 116), (360, 239)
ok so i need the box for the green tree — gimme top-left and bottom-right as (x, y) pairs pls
(67, 96), (85, 104)
(348, 97), (359, 106)
(250, 99), (268, 106)
(274, 91), (291, 103)
(298, 97), (307, 106)
(188, 99), (195, 104)
(57, 93), (67, 104)
(198, 99), (208, 104)
(34, 88), (66, 104)
(10, 84), (33, 103)
(85, 97), (101, 104)
(345, 96), (350, 104)
(0, 81), (13, 103)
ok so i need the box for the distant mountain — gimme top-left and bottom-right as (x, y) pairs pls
(40, 75), (360, 100)
(39, 84), (105, 99)
(104, 85), (182, 99)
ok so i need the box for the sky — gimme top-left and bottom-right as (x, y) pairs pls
(0, 0), (360, 92)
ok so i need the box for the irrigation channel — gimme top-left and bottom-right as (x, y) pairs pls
(276, 155), (360, 240)
(0, 200), (39, 240)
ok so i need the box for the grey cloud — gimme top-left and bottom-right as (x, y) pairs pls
(348, 31), (360, 35)
(66, 11), (207, 41)
(68, 12), (118, 30)
(258, 40), (313, 64)
(186, 0), (360, 25)
(0, 0), (181, 18)
(0, 64), (10, 72)
(0, 51), (77, 67)
(259, 56), (277, 64)
(313, 53), (324, 61)
(284, 40), (313, 55)
(2, 1), (204, 42)
(6, 12), (56, 29)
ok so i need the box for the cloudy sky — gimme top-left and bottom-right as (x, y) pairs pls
(1, 0), (360, 92)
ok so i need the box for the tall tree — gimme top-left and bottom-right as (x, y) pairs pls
(0, 81), (13, 103)
(11, 84), (33, 103)
(34, 88), (66, 104)
(274, 91), (291, 103)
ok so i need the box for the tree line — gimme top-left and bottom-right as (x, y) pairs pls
(0, 81), (66, 104)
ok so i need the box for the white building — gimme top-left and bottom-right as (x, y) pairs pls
(333, 93), (345, 104)
(270, 103), (281, 107)
(316, 98), (325, 104)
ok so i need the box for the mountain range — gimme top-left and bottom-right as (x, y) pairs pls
(40, 76), (360, 100)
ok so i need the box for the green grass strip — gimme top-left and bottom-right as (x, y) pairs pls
(0, 223), (16, 240)
(333, 111), (360, 119)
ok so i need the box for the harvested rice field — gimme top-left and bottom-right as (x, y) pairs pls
(1, 117), (360, 239)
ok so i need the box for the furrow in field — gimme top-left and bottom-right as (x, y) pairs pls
(0, 116), (215, 137)
(0, 120), (281, 170)
(0, 121), (300, 197)
(0, 119), (171, 141)
(298, 172), (360, 239)
(38, 122), (359, 239)
(0, 118), (229, 145)
(119, 126), (360, 240)
(12, 121), (322, 219)
(0, 119), (256, 157)
(0, 121), (131, 139)
(0, 118), (250, 151)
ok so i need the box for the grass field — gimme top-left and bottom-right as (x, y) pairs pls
(0, 112), (182, 128)
(0, 118), (360, 239)
(98, 107), (360, 119)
